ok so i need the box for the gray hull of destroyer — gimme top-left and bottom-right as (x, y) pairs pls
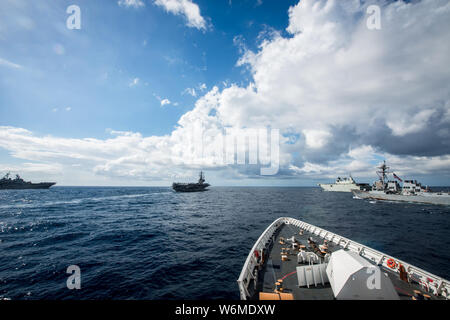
(353, 190), (450, 206)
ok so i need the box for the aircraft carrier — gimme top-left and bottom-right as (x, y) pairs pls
(172, 171), (210, 192)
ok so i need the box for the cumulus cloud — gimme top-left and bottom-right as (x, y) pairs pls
(0, 92), (224, 180)
(220, 0), (450, 162)
(0, 122), (448, 185)
(154, 0), (207, 30)
(214, 0), (449, 179)
(303, 130), (332, 149)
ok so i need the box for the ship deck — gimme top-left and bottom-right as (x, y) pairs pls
(246, 223), (443, 300)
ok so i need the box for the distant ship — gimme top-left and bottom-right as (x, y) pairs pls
(0, 173), (56, 190)
(318, 176), (370, 192)
(353, 161), (450, 205)
(172, 171), (210, 192)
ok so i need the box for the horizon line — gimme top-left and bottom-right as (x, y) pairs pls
(49, 185), (450, 188)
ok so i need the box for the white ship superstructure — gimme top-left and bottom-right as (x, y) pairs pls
(318, 176), (369, 192)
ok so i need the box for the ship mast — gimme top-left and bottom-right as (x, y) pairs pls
(376, 161), (390, 187)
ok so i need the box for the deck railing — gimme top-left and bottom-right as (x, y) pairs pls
(237, 218), (283, 300)
(237, 217), (450, 300)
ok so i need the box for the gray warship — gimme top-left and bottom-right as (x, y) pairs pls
(0, 173), (56, 190)
(172, 171), (210, 192)
(238, 217), (449, 300)
(353, 161), (450, 205)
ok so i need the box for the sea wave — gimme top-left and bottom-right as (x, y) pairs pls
(0, 186), (449, 299)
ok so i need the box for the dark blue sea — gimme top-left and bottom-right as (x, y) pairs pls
(0, 187), (449, 300)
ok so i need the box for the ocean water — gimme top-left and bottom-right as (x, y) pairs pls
(0, 186), (449, 300)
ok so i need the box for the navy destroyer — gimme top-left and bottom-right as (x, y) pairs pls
(238, 217), (449, 300)
(172, 171), (210, 192)
(0, 173), (56, 190)
(352, 161), (450, 205)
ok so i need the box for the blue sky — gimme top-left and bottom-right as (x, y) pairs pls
(1, 0), (449, 186)
(0, 0), (294, 138)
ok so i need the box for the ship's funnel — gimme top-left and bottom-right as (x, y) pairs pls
(326, 250), (399, 300)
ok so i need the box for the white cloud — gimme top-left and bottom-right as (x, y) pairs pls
(387, 109), (435, 136)
(154, 0), (206, 30)
(183, 87), (197, 97)
(303, 129), (331, 149)
(129, 78), (140, 87)
(0, 57), (22, 69)
(289, 144), (450, 181)
(0, 162), (62, 175)
(51, 107), (71, 112)
(118, 0), (145, 8)
(214, 0), (450, 160)
(183, 84), (207, 97)
(160, 98), (171, 106)
(0, 124), (448, 185)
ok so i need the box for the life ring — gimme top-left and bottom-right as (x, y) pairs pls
(387, 258), (397, 269)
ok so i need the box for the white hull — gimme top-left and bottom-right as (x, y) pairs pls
(319, 183), (361, 192)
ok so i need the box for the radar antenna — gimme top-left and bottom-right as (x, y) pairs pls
(376, 161), (391, 186)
